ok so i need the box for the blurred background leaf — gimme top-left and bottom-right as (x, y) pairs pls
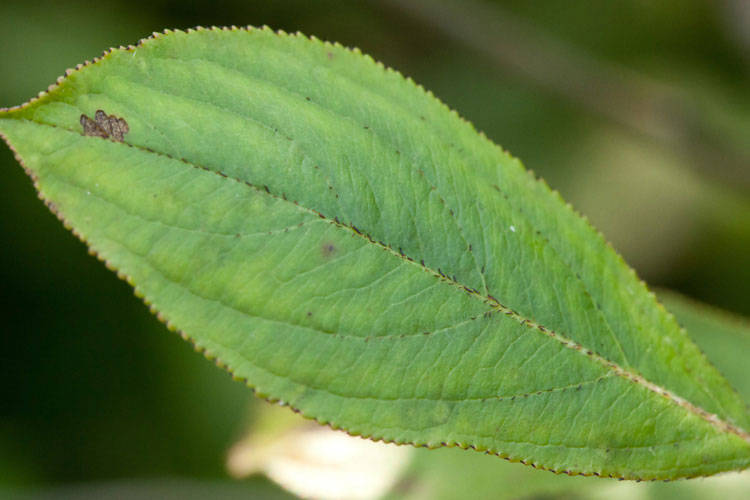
(1, 0), (747, 498)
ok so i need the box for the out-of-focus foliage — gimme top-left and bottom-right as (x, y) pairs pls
(0, 0), (747, 497)
(3, 479), (298, 500)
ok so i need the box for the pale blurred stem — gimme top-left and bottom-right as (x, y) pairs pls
(374, 0), (750, 189)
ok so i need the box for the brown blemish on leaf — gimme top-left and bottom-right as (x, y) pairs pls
(321, 242), (336, 258)
(80, 114), (108, 139)
(80, 110), (129, 142)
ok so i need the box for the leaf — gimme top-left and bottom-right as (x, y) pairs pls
(658, 290), (750, 407)
(230, 288), (750, 500)
(0, 27), (748, 480)
(380, 291), (750, 499)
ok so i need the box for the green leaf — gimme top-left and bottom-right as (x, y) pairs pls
(658, 291), (750, 407)
(382, 291), (750, 499)
(1, 27), (748, 480)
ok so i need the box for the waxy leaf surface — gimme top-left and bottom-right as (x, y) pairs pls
(1, 27), (748, 480)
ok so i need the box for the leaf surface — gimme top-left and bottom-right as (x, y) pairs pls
(381, 291), (750, 499)
(659, 291), (750, 406)
(1, 27), (749, 479)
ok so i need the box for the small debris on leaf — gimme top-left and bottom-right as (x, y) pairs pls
(80, 110), (129, 142)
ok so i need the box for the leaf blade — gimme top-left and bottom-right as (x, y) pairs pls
(659, 290), (750, 407)
(1, 27), (749, 479)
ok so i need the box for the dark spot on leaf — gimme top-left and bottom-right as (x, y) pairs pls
(307, 311), (313, 317)
(321, 242), (336, 258)
(80, 110), (129, 142)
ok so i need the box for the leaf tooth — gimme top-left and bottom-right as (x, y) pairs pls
(371, 58), (386, 70)
(116, 270), (131, 284)
(329, 40), (346, 52)
(137, 34), (154, 46)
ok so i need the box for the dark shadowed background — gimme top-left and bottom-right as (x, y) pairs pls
(0, 0), (748, 497)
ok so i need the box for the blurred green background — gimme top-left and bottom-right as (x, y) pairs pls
(1, 0), (748, 498)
